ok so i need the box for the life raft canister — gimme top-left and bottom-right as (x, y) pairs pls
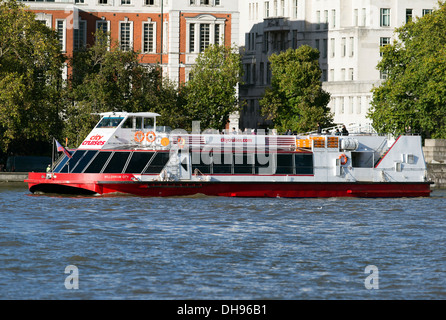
(339, 154), (348, 165)
(146, 131), (156, 143)
(134, 131), (145, 143)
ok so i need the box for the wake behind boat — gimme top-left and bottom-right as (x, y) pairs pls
(26, 112), (432, 197)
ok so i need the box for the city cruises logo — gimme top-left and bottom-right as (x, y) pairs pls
(81, 134), (105, 146)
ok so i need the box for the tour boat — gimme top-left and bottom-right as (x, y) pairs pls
(26, 112), (432, 197)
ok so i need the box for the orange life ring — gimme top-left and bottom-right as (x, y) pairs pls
(146, 131), (156, 143)
(134, 131), (145, 143)
(178, 137), (186, 149)
(339, 154), (348, 165)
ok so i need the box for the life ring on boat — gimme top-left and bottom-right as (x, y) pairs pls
(146, 131), (156, 143)
(339, 154), (348, 165)
(178, 137), (186, 149)
(134, 131), (145, 143)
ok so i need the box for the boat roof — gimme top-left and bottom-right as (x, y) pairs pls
(98, 112), (161, 118)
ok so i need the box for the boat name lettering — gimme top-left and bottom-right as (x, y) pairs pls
(220, 138), (253, 143)
(82, 135), (105, 146)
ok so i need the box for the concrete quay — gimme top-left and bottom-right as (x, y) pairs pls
(0, 172), (28, 183)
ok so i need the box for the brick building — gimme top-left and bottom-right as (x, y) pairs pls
(23, 0), (240, 84)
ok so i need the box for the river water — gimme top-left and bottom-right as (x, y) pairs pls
(0, 183), (445, 300)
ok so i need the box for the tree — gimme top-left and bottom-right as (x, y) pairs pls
(0, 0), (65, 154)
(260, 46), (332, 134)
(182, 44), (243, 131)
(64, 31), (182, 146)
(368, 2), (446, 138)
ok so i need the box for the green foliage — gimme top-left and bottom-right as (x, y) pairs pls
(182, 44), (243, 131)
(0, 0), (65, 154)
(64, 31), (182, 146)
(260, 46), (332, 133)
(369, 1), (446, 138)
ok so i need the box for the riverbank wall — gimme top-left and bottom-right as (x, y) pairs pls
(424, 139), (446, 189)
(0, 172), (28, 183)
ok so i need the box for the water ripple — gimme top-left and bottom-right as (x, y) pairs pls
(0, 184), (445, 299)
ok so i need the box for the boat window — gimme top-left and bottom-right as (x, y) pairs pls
(192, 153), (212, 174)
(125, 152), (155, 173)
(144, 117), (154, 130)
(96, 116), (124, 128)
(103, 152), (131, 173)
(276, 154), (294, 174)
(121, 117), (134, 129)
(351, 152), (374, 168)
(58, 150), (86, 173)
(233, 153), (254, 174)
(83, 151), (113, 173)
(212, 152), (232, 174)
(254, 152), (275, 175)
(295, 154), (313, 174)
(71, 151), (98, 173)
(143, 152), (170, 174)
(53, 154), (70, 173)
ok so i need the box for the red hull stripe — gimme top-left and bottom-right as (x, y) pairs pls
(26, 172), (432, 198)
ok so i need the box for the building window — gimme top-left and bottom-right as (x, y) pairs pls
(362, 8), (366, 26)
(380, 37), (390, 56)
(316, 10), (320, 30)
(142, 22), (155, 53)
(120, 22), (132, 51)
(354, 9), (358, 26)
(264, 1), (270, 18)
(145, 0), (155, 4)
(189, 24), (195, 53)
(260, 62), (264, 85)
(380, 70), (388, 80)
(292, 0), (298, 19)
(380, 8), (390, 27)
(349, 37), (354, 56)
(322, 38), (327, 58)
(330, 38), (335, 57)
(406, 9), (413, 23)
(200, 23), (210, 52)
(292, 30), (298, 49)
(422, 9), (433, 16)
(341, 37), (346, 57)
(214, 24), (221, 45)
(74, 20), (86, 52)
(121, 0), (131, 4)
(56, 19), (66, 52)
(99, 0), (108, 4)
(348, 68), (354, 81)
(331, 9), (336, 28)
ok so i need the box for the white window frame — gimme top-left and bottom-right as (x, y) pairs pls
(142, 20), (157, 53)
(119, 19), (134, 51)
(74, 19), (87, 52)
(380, 8), (390, 27)
(96, 19), (111, 49)
(56, 19), (66, 53)
(186, 15), (225, 53)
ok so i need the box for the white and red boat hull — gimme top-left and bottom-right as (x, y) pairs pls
(26, 172), (432, 198)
